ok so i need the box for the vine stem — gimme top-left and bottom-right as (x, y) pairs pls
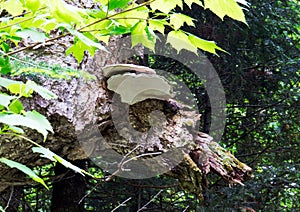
(3, 132), (43, 148)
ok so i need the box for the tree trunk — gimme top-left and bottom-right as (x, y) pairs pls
(51, 160), (87, 212)
(0, 36), (252, 201)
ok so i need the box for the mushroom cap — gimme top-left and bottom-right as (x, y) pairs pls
(107, 73), (174, 105)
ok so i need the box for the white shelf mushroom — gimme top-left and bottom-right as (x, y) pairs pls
(104, 64), (174, 105)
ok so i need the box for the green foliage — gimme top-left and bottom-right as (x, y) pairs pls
(0, 76), (56, 187)
(203, 0), (248, 23)
(0, 0), (297, 211)
(32, 147), (95, 178)
(0, 158), (48, 189)
(169, 0), (299, 210)
(0, 0), (248, 66)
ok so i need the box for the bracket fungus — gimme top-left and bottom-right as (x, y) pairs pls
(104, 64), (174, 105)
(102, 63), (156, 77)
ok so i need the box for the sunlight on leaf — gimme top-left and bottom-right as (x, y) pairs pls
(167, 30), (197, 54)
(108, 0), (131, 10)
(0, 94), (15, 108)
(26, 80), (57, 100)
(16, 28), (48, 43)
(170, 13), (195, 30)
(21, 0), (46, 13)
(8, 83), (33, 97)
(112, 4), (149, 27)
(188, 34), (226, 54)
(0, 158), (48, 189)
(0, 77), (22, 88)
(0, 0), (24, 16)
(184, 0), (203, 8)
(48, 0), (86, 25)
(131, 21), (156, 51)
(67, 27), (108, 52)
(150, 0), (182, 14)
(9, 99), (24, 114)
(204, 0), (248, 23)
(0, 111), (53, 141)
(8, 125), (25, 134)
(32, 147), (85, 176)
(149, 20), (167, 34)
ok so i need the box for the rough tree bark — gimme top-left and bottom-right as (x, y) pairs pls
(0, 36), (252, 209)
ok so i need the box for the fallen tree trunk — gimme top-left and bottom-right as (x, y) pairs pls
(0, 39), (252, 199)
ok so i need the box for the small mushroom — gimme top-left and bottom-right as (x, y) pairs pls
(102, 64), (156, 78)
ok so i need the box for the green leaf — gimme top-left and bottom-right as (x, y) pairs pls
(66, 38), (97, 63)
(150, 0), (182, 14)
(167, 30), (197, 54)
(16, 28), (48, 43)
(32, 147), (85, 176)
(107, 24), (131, 35)
(0, 77), (22, 88)
(184, 0), (203, 8)
(26, 80), (57, 100)
(21, 0), (46, 12)
(0, 158), (48, 189)
(25, 110), (53, 133)
(0, 0), (25, 16)
(108, 0), (130, 10)
(236, 0), (250, 6)
(0, 111), (53, 141)
(66, 27), (108, 52)
(38, 18), (59, 33)
(149, 20), (167, 34)
(131, 21), (156, 51)
(0, 41), (10, 53)
(48, 0), (86, 25)
(0, 56), (12, 74)
(9, 99), (24, 114)
(188, 34), (226, 54)
(7, 83), (33, 97)
(0, 78), (57, 99)
(170, 13), (195, 30)
(66, 41), (85, 63)
(0, 93), (15, 108)
(113, 4), (149, 27)
(204, 0), (247, 23)
(8, 125), (25, 134)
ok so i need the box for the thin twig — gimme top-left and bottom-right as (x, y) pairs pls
(5, 0), (155, 56)
(183, 206), (190, 212)
(125, 182), (180, 189)
(0, 7), (47, 29)
(0, 17), (33, 30)
(3, 133), (42, 147)
(137, 189), (163, 212)
(4, 186), (14, 211)
(5, 33), (68, 56)
(111, 197), (132, 212)
(78, 0), (155, 31)
(121, 151), (162, 167)
(105, 145), (142, 181)
(78, 180), (105, 204)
